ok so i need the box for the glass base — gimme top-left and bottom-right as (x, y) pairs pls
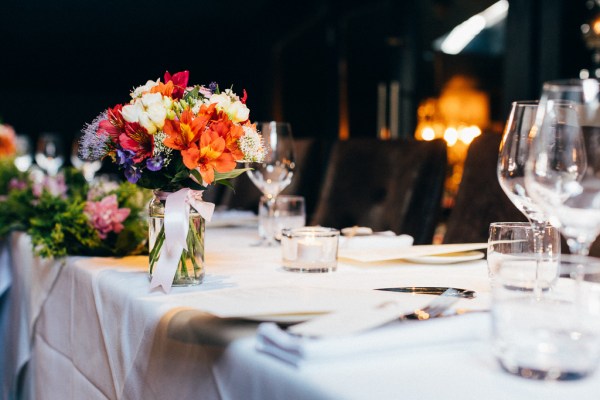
(282, 264), (337, 273)
(499, 361), (590, 381)
(148, 273), (205, 287)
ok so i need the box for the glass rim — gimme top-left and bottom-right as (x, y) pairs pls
(490, 221), (542, 228)
(511, 100), (539, 107)
(281, 226), (339, 238)
(542, 78), (600, 92)
(260, 194), (305, 202)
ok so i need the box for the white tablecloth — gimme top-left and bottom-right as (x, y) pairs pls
(2, 227), (600, 399)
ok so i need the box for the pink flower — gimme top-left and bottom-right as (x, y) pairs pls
(31, 174), (68, 198)
(84, 194), (131, 239)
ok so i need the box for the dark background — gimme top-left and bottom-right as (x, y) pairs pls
(0, 0), (595, 151)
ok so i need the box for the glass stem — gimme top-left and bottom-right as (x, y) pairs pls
(531, 221), (546, 299)
(264, 196), (278, 246)
(567, 238), (591, 257)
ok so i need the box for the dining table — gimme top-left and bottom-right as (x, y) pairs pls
(1, 224), (599, 400)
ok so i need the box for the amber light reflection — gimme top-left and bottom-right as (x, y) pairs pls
(414, 76), (489, 208)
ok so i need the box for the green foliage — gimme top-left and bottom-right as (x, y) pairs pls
(0, 157), (24, 195)
(0, 168), (151, 258)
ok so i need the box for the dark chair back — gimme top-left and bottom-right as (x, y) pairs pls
(311, 138), (447, 244)
(443, 133), (527, 244)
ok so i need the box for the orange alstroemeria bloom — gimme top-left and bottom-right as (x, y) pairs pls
(182, 130), (236, 184)
(163, 109), (211, 151)
(210, 111), (245, 160)
(150, 81), (174, 97)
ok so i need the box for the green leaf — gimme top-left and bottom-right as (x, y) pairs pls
(214, 168), (251, 181)
(183, 86), (199, 102)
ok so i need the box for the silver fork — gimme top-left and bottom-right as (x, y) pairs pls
(400, 288), (460, 320)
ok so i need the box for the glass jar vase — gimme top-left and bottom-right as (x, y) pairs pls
(148, 190), (205, 286)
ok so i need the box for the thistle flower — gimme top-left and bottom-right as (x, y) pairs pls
(80, 112), (111, 161)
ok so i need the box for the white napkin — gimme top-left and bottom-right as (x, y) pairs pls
(338, 233), (414, 250)
(255, 313), (489, 367)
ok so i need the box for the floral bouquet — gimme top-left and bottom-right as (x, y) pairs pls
(0, 122), (20, 195)
(80, 70), (265, 291)
(0, 168), (149, 258)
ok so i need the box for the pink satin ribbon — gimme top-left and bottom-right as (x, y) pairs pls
(149, 188), (215, 293)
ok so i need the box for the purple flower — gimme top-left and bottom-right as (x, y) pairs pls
(146, 155), (164, 171)
(124, 166), (141, 184)
(117, 148), (135, 166)
(208, 82), (218, 93)
(80, 111), (110, 161)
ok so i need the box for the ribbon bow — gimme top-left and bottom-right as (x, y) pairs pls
(149, 188), (215, 292)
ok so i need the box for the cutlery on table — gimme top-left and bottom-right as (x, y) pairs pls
(287, 288), (461, 337)
(375, 286), (476, 299)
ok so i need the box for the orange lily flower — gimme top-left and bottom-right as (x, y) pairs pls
(182, 130), (236, 184)
(163, 109), (210, 151)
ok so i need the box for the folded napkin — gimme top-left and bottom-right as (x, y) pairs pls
(255, 313), (489, 367)
(338, 234), (414, 250)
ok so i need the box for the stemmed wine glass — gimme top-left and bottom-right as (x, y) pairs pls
(498, 101), (557, 291)
(14, 135), (33, 172)
(71, 133), (102, 182)
(525, 79), (600, 256)
(245, 122), (295, 246)
(35, 133), (64, 176)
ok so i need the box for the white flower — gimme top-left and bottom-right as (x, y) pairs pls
(227, 101), (250, 123)
(238, 125), (265, 162)
(121, 93), (171, 134)
(208, 92), (249, 123)
(131, 79), (159, 98)
(208, 92), (232, 109)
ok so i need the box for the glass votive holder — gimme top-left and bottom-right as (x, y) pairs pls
(281, 227), (340, 273)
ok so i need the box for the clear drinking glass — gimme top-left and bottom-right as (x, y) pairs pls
(258, 195), (306, 241)
(492, 254), (600, 380)
(246, 122), (295, 246)
(14, 134), (32, 172)
(487, 222), (560, 288)
(525, 79), (600, 256)
(498, 101), (553, 287)
(35, 133), (64, 176)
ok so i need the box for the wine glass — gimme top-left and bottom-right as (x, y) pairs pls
(71, 133), (102, 182)
(525, 79), (600, 256)
(497, 101), (555, 290)
(35, 133), (64, 176)
(245, 122), (295, 246)
(14, 134), (33, 172)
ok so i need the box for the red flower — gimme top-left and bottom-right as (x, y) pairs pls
(164, 70), (189, 99)
(119, 122), (154, 163)
(99, 104), (126, 142)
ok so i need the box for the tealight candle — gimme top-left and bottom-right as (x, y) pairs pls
(297, 234), (323, 262)
(281, 226), (340, 273)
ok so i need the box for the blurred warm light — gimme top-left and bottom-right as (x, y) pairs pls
(422, 127), (435, 141)
(414, 75), (489, 208)
(444, 127), (458, 146)
(459, 125), (482, 144)
(593, 18), (600, 35)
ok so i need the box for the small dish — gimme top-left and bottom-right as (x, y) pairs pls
(241, 312), (327, 323)
(404, 250), (484, 264)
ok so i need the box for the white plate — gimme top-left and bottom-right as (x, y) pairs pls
(241, 312), (327, 323)
(404, 250), (484, 264)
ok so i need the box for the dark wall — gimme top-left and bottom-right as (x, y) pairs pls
(0, 0), (593, 153)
